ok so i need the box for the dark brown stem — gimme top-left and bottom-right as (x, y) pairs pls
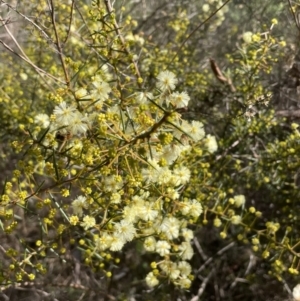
(62, 0), (75, 45)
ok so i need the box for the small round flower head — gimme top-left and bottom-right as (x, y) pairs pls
(214, 218), (222, 227)
(144, 236), (156, 252)
(234, 195), (246, 208)
(138, 201), (158, 221)
(180, 120), (205, 142)
(123, 205), (138, 222)
(190, 121), (206, 141)
(114, 220), (136, 242)
(72, 195), (87, 217)
(145, 272), (159, 287)
(160, 261), (180, 280)
(189, 199), (203, 218)
(69, 215), (79, 226)
(99, 64), (113, 82)
(20, 72), (28, 81)
(109, 235), (125, 251)
(81, 215), (96, 230)
(173, 166), (191, 185)
(293, 284), (300, 301)
(231, 215), (242, 225)
(181, 200), (191, 216)
(242, 31), (253, 44)
(156, 240), (171, 256)
(91, 75), (111, 101)
(69, 111), (89, 135)
(110, 192), (121, 204)
(103, 175), (124, 192)
(202, 4), (210, 12)
(151, 166), (172, 185)
(160, 217), (180, 239)
(75, 87), (89, 99)
(160, 144), (185, 165)
(156, 70), (178, 91)
(181, 228), (194, 241)
(178, 261), (192, 276)
(181, 199), (203, 218)
(125, 32), (145, 46)
(35, 114), (50, 128)
(135, 91), (154, 104)
(166, 187), (179, 200)
(96, 233), (113, 251)
(53, 101), (77, 126)
(178, 241), (194, 260)
(166, 91), (190, 108)
(205, 134), (218, 153)
(178, 276), (191, 289)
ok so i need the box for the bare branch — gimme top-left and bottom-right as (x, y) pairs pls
(0, 36), (64, 85)
(196, 241), (235, 274)
(287, 0), (300, 33)
(62, 0), (75, 45)
(276, 110), (300, 117)
(169, 0), (231, 66)
(49, 0), (70, 87)
(104, 0), (142, 87)
(193, 237), (208, 261)
(0, 4), (65, 86)
(0, 0), (52, 43)
(191, 269), (215, 301)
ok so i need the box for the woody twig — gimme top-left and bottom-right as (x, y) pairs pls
(210, 58), (236, 92)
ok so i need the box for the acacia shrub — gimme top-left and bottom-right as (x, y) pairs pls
(0, 1), (299, 301)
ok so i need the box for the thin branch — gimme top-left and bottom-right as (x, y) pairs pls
(73, 3), (129, 80)
(191, 269), (215, 301)
(287, 0), (300, 32)
(49, 0), (70, 87)
(276, 110), (300, 117)
(131, 2), (168, 34)
(0, 5), (64, 86)
(0, 0), (73, 90)
(193, 237), (208, 261)
(244, 253), (256, 276)
(62, 0), (75, 45)
(216, 139), (241, 161)
(104, 0), (142, 87)
(229, 277), (249, 289)
(0, 35), (64, 85)
(196, 241), (235, 274)
(169, 0), (231, 66)
(0, 1), (52, 43)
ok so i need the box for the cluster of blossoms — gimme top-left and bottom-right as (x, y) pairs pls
(34, 69), (218, 288)
(34, 67), (112, 143)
